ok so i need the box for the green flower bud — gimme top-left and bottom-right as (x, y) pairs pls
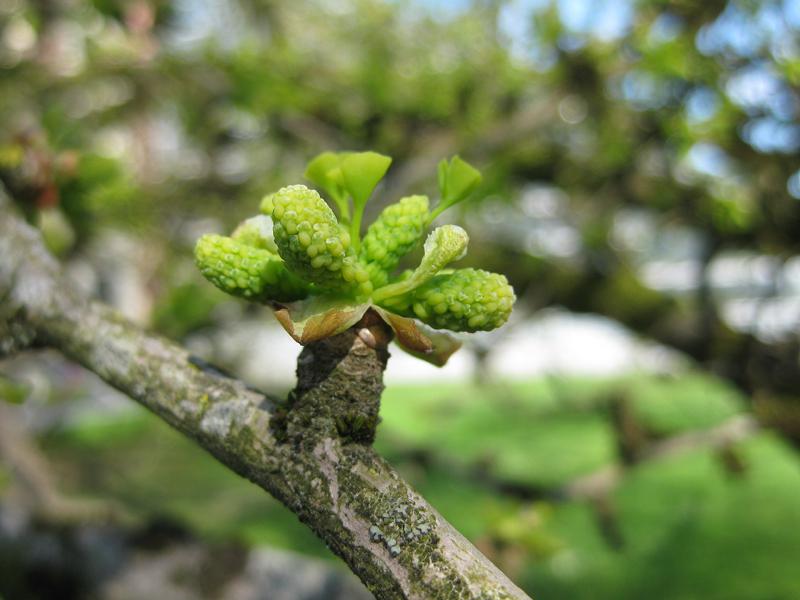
(360, 195), (430, 287)
(379, 268), (514, 332)
(232, 215), (278, 254)
(195, 234), (309, 303)
(266, 184), (372, 296)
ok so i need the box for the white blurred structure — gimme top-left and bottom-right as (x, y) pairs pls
(194, 309), (683, 388)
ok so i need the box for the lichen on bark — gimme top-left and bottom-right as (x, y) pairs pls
(283, 309), (392, 445)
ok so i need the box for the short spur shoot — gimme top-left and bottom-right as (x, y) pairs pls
(194, 150), (515, 364)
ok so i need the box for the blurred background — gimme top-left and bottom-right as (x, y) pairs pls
(1, 0), (800, 598)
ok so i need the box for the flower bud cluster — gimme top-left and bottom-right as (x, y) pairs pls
(195, 153), (516, 358)
(381, 268), (514, 332)
(360, 195), (429, 287)
(266, 185), (373, 296)
(195, 234), (308, 302)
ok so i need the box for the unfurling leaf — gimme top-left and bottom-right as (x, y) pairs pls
(340, 151), (392, 209)
(371, 224), (468, 302)
(432, 155), (482, 221)
(340, 151), (392, 251)
(305, 152), (350, 219)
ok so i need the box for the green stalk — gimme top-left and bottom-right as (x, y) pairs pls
(349, 203), (363, 252)
(426, 202), (448, 226)
(371, 276), (416, 303)
(332, 191), (351, 223)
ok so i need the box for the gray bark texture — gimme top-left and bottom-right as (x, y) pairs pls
(0, 190), (531, 600)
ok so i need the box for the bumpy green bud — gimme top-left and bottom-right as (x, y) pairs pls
(266, 184), (373, 296)
(232, 215), (278, 254)
(360, 195), (429, 287)
(379, 268), (514, 332)
(195, 234), (309, 303)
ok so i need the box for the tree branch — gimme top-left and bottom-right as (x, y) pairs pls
(0, 191), (530, 600)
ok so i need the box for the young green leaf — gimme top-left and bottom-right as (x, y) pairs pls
(431, 155), (482, 221)
(340, 151), (392, 250)
(371, 224), (468, 302)
(340, 151), (392, 207)
(304, 152), (350, 220)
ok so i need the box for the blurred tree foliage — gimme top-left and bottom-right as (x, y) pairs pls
(2, 0), (800, 435)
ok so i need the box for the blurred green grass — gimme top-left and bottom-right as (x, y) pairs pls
(530, 433), (800, 600)
(40, 372), (800, 599)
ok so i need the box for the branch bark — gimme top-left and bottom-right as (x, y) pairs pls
(0, 191), (530, 600)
